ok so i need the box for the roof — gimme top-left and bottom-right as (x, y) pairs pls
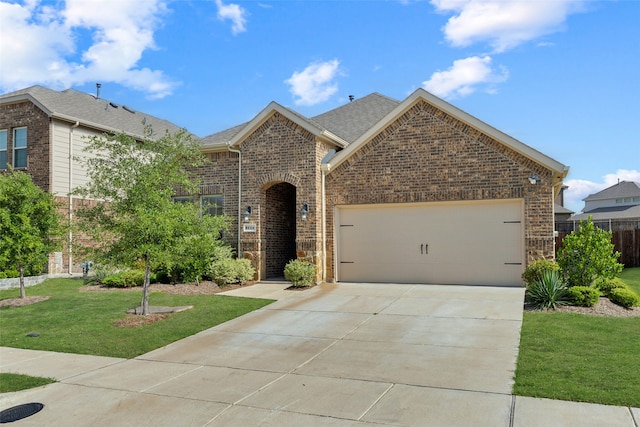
(0, 85), (183, 138)
(311, 93), (400, 143)
(554, 204), (574, 215)
(570, 204), (640, 221)
(200, 93), (400, 150)
(583, 181), (640, 202)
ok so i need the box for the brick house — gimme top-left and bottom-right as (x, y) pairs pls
(1, 86), (568, 286)
(0, 85), (183, 273)
(198, 89), (568, 286)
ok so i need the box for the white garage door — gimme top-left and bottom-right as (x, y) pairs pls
(336, 199), (524, 286)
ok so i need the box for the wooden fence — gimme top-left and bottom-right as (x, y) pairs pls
(555, 220), (640, 268)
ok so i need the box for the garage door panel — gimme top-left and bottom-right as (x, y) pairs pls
(336, 200), (523, 286)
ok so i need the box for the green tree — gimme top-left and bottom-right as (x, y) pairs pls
(0, 169), (64, 298)
(74, 128), (228, 315)
(557, 217), (623, 287)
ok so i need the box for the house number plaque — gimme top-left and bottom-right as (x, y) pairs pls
(243, 223), (257, 233)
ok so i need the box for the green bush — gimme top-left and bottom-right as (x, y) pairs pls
(234, 259), (255, 284)
(284, 259), (317, 288)
(0, 270), (20, 279)
(608, 288), (640, 308)
(522, 260), (560, 286)
(84, 265), (115, 286)
(566, 286), (600, 307)
(101, 270), (145, 288)
(595, 277), (628, 295)
(210, 258), (255, 287)
(557, 217), (623, 287)
(526, 270), (570, 310)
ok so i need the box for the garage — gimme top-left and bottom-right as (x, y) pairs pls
(336, 199), (524, 286)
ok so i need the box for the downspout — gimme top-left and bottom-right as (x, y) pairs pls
(226, 143), (242, 256)
(69, 121), (79, 274)
(321, 165), (329, 282)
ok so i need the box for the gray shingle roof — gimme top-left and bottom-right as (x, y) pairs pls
(200, 92), (400, 148)
(583, 181), (640, 201)
(0, 85), (183, 138)
(570, 204), (640, 221)
(311, 93), (400, 143)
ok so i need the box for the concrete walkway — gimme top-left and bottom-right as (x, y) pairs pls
(1, 282), (637, 426)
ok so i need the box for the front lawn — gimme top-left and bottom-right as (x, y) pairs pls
(514, 267), (640, 407)
(0, 278), (273, 359)
(0, 373), (56, 393)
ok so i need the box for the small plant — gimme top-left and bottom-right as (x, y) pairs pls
(566, 286), (600, 307)
(557, 217), (623, 287)
(595, 277), (627, 295)
(101, 270), (145, 288)
(284, 259), (317, 288)
(522, 260), (560, 286)
(210, 258), (255, 287)
(525, 270), (570, 310)
(84, 265), (115, 286)
(608, 288), (640, 308)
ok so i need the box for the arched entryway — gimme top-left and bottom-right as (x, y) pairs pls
(264, 182), (297, 278)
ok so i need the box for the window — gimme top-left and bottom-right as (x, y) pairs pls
(0, 130), (6, 169)
(201, 195), (223, 216)
(13, 127), (27, 168)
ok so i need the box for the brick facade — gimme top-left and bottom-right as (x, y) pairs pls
(0, 101), (50, 191)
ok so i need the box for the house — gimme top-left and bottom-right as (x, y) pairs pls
(195, 89), (568, 286)
(1, 85), (569, 286)
(554, 185), (574, 222)
(570, 181), (640, 222)
(0, 85), (183, 274)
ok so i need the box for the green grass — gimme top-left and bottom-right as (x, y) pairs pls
(515, 268), (640, 407)
(0, 373), (56, 393)
(620, 267), (640, 295)
(0, 278), (273, 359)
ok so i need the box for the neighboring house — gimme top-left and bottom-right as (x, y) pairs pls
(197, 89), (568, 286)
(1, 85), (569, 286)
(570, 181), (640, 222)
(0, 85), (183, 274)
(554, 185), (574, 222)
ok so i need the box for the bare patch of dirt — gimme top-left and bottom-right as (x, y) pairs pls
(527, 297), (640, 317)
(113, 313), (172, 328)
(0, 296), (50, 308)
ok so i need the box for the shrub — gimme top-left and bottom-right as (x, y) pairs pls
(210, 258), (238, 286)
(595, 277), (628, 295)
(566, 286), (600, 307)
(526, 270), (570, 310)
(608, 288), (640, 308)
(0, 270), (20, 279)
(284, 259), (317, 288)
(84, 265), (116, 286)
(522, 260), (560, 286)
(101, 270), (145, 288)
(557, 217), (623, 287)
(234, 259), (255, 284)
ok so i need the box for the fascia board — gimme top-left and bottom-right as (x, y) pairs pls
(327, 88), (569, 180)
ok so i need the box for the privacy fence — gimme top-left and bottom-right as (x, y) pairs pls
(555, 219), (640, 268)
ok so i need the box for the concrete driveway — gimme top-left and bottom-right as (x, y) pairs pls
(1, 282), (637, 426)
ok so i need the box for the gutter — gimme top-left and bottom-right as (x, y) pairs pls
(68, 121), (80, 274)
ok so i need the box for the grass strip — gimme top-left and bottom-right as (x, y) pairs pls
(0, 278), (273, 359)
(0, 373), (56, 393)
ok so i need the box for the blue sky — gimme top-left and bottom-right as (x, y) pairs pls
(1, 0), (639, 213)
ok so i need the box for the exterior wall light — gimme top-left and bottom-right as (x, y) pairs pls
(243, 206), (252, 222)
(300, 203), (309, 221)
(528, 174), (539, 185)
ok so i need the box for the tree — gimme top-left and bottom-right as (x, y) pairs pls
(0, 169), (64, 298)
(557, 217), (623, 287)
(74, 127), (228, 314)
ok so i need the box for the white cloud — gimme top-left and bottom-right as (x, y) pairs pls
(422, 55), (508, 99)
(564, 169), (640, 213)
(0, 0), (176, 99)
(430, 0), (586, 53)
(285, 59), (341, 106)
(215, 0), (247, 35)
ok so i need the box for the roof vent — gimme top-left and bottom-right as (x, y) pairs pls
(122, 105), (135, 114)
(348, 95), (355, 102)
(109, 102), (119, 109)
(96, 83), (101, 99)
